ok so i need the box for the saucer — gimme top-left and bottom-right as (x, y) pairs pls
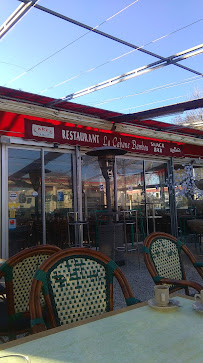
(148, 298), (181, 311)
(192, 301), (203, 314)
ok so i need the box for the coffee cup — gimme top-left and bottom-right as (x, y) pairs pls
(194, 290), (203, 305)
(154, 285), (169, 307)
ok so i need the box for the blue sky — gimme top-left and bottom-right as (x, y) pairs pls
(0, 0), (202, 122)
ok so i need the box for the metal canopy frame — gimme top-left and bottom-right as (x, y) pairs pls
(55, 45), (203, 103)
(0, 2), (203, 139)
(0, 1), (38, 40)
(108, 98), (203, 122)
(0, 0), (202, 102)
(17, 0), (202, 79)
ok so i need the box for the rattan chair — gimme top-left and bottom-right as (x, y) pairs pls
(143, 232), (203, 295)
(0, 245), (60, 341)
(29, 248), (140, 334)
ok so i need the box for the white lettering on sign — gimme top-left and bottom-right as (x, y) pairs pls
(32, 124), (54, 139)
(170, 147), (181, 154)
(151, 142), (164, 148)
(154, 147), (162, 153)
(103, 136), (111, 146)
(113, 137), (130, 149)
(151, 142), (165, 154)
(132, 140), (148, 152)
(62, 129), (99, 143)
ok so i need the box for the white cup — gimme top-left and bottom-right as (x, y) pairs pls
(154, 285), (169, 307)
(194, 290), (203, 305)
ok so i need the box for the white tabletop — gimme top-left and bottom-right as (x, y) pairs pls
(0, 295), (202, 363)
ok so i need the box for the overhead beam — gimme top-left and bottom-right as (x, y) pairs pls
(0, 1), (38, 40)
(18, 0), (202, 79)
(107, 98), (203, 122)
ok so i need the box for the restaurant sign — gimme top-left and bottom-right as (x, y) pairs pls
(24, 119), (184, 157)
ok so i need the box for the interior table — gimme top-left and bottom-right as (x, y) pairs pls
(0, 295), (202, 363)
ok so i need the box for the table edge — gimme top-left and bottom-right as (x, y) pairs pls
(0, 293), (193, 350)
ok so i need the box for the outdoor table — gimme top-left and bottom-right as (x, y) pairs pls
(0, 295), (202, 362)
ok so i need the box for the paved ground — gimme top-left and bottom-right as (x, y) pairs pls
(113, 242), (203, 309)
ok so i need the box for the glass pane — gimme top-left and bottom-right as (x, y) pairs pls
(116, 158), (146, 241)
(116, 158), (144, 211)
(8, 148), (42, 256)
(44, 152), (73, 248)
(145, 161), (170, 234)
(175, 162), (203, 243)
(82, 155), (114, 217)
(81, 154), (114, 247)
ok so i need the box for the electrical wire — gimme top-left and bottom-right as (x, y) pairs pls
(38, 18), (203, 94)
(0, 61), (27, 70)
(92, 75), (203, 106)
(119, 91), (202, 117)
(120, 95), (186, 112)
(3, 1), (139, 87)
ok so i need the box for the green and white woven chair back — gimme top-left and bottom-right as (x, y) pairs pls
(150, 237), (183, 282)
(12, 254), (49, 313)
(47, 256), (110, 326)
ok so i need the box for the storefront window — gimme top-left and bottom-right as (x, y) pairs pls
(8, 148), (42, 256)
(145, 160), (170, 234)
(44, 151), (73, 248)
(175, 162), (203, 242)
(116, 158), (144, 211)
(82, 155), (115, 217)
(7, 148), (73, 255)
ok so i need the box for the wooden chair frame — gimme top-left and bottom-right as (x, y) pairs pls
(143, 232), (203, 295)
(0, 245), (60, 340)
(30, 248), (139, 334)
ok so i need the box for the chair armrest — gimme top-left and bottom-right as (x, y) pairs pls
(158, 278), (203, 293)
(193, 262), (203, 267)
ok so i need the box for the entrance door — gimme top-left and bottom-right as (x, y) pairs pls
(8, 148), (42, 256)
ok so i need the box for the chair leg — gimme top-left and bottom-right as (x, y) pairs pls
(185, 286), (190, 295)
(87, 223), (91, 247)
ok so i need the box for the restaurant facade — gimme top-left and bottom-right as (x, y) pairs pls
(0, 87), (203, 259)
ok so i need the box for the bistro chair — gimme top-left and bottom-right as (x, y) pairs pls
(143, 232), (203, 295)
(29, 248), (140, 334)
(0, 245), (60, 341)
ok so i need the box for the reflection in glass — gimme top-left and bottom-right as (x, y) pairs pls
(8, 149), (42, 256)
(145, 161), (170, 234)
(175, 163), (203, 243)
(116, 158), (144, 210)
(44, 152), (73, 248)
(81, 155), (114, 218)
(116, 158), (146, 241)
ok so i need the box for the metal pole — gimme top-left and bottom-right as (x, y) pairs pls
(169, 158), (178, 237)
(41, 149), (46, 245)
